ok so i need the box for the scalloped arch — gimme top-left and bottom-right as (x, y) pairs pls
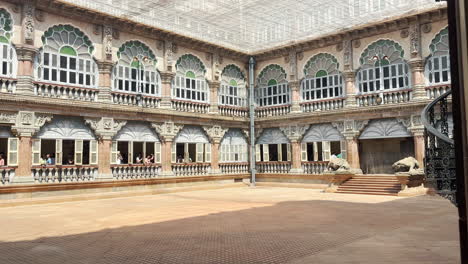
(36, 116), (96, 140)
(257, 64), (287, 87)
(221, 129), (247, 145)
(0, 8), (13, 42)
(117, 40), (157, 66)
(175, 54), (206, 79)
(221, 64), (246, 86)
(303, 53), (340, 78)
(41, 24), (95, 55)
(257, 128), (289, 144)
(359, 39), (405, 68)
(429, 27), (449, 56)
(359, 119), (412, 139)
(114, 121), (160, 142)
(175, 126), (209, 143)
(302, 123), (343, 143)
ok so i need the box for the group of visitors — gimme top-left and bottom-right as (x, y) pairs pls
(116, 151), (156, 165)
(39, 154), (56, 166)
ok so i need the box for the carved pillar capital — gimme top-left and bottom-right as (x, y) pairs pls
(332, 119), (369, 139)
(343, 70), (356, 81)
(12, 111), (53, 137)
(152, 121), (183, 142)
(397, 115), (424, 136)
(203, 125), (228, 144)
(15, 44), (38, 61)
(279, 124), (309, 143)
(408, 58), (424, 72)
(97, 61), (114, 73)
(160, 71), (176, 84)
(84, 117), (126, 141)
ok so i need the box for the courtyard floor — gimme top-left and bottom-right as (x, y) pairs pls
(0, 186), (460, 264)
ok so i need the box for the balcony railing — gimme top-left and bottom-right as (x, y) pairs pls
(421, 89), (457, 206)
(0, 77), (16, 93)
(111, 164), (161, 180)
(301, 161), (329, 174)
(171, 99), (210, 113)
(255, 104), (291, 118)
(256, 161), (291, 174)
(34, 82), (98, 102)
(111, 92), (161, 108)
(32, 165), (98, 183)
(0, 167), (15, 185)
(356, 89), (412, 107)
(219, 162), (249, 174)
(300, 98), (345, 112)
(426, 84), (451, 99)
(218, 105), (249, 117)
(171, 163), (211, 177)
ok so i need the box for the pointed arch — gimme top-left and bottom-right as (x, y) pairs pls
(255, 64), (290, 107)
(219, 64), (247, 107)
(35, 24), (98, 88)
(113, 40), (161, 96)
(359, 119), (412, 139)
(257, 128), (289, 144)
(114, 121), (160, 142)
(425, 27), (450, 85)
(357, 39), (409, 93)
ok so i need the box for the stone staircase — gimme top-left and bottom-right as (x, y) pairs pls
(336, 174), (402, 196)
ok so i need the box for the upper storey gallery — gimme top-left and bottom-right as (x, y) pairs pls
(0, 2), (450, 119)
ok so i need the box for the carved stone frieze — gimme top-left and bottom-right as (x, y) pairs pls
(397, 115), (424, 131)
(279, 125), (309, 143)
(12, 111), (53, 137)
(22, 1), (35, 45)
(421, 23), (432, 33)
(152, 121), (183, 142)
(203, 125), (228, 144)
(400, 29), (409, 38)
(84, 117), (126, 140)
(0, 112), (17, 124)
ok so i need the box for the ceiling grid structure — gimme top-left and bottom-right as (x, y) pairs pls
(58, 0), (445, 53)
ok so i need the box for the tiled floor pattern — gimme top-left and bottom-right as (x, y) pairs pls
(0, 187), (460, 264)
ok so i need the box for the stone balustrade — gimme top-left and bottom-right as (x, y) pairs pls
(0, 167), (15, 185)
(32, 165), (98, 183)
(300, 98), (345, 112)
(218, 105), (249, 117)
(255, 105), (291, 118)
(34, 82), (98, 102)
(356, 89), (412, 107)
(171, 163), (211, 177)
(0, 78), (16, 93)
(111, 164), (161, 180)
(426, 84), (451, 99)
(256, 161), (291, 174)
(111, 92), (161, 108)
(219, 163), (249, 174)
(171, 99), (210, 113)
(302, 161), (329, 175)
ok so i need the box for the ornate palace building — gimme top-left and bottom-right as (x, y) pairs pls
(0, 0), (450, 195)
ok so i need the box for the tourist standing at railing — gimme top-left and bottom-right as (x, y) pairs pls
(117, 152), (123, 165)
(46, 154), (55, 165)
(67, 155), (74, 165)
(0, 153), (5, 166)
(40, 156), (46, 166)
(135, 154), (143, 164)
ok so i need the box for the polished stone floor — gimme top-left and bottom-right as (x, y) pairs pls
(0, 187), (460, 264)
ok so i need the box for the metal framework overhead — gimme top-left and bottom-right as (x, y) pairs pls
(61, 0), (444, 53)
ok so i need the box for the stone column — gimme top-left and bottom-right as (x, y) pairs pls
(290, 141), (302, 173)
(345, 135), (361, 171)
(97, 61), (113, 102)
(84, 117), (127, 180)
(411, 129), (425, 169)
(160, 71), (175, 109)
(290, 81), (301, 113)
(211, 142), (220, 172)
(344, 71), (357, 107)
(409, 59), (426, 99)
(152, 122), (184, 177)
(208, 80), (220, 114)
(15, 45), (37, 95)
(203, 125), (228, 175)
(98, 139), (112, 178)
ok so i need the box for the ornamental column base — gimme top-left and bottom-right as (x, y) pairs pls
(159, 171), (175, 178)
(95, 173), (114, 181)
(412, 84), (427, 100)
(345, 96), (357, 108)
(291, 102), (301, 113)
(209, 169), (221, 175)
(16, 76), (34, 95)
(209, 103), (219, 114)
(160, 97), (172, 109)
(11, 175), (35, 185)
(97, 88), (112, 103)
(289, 168), (304, 174)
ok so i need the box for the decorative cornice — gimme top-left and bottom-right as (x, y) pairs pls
(0, 112), (17, 124)
(11, 111), (53, 137)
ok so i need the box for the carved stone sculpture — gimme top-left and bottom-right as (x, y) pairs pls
(327, 156), (351, 172)
(392, 157), (419, 172)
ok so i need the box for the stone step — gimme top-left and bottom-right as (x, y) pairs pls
(337, 186), (401, 192)
(335, 190), (399, 196)
(341, 183), (401, 188)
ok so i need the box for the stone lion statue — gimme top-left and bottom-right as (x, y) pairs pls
(328, 156), (350, 171)
(392, 157), (419, 172)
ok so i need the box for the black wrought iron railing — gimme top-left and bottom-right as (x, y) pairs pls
(421, 89), (457, 206)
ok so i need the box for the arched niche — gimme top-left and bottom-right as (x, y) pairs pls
(221, 129), (247, 145)
(257, 128), (289, 144)
(302, 123), (343, 143)
(114, 121), (160, 142)
(175, 126), (209, 143)
(36, 116), (96, 140)
(359, 119), (412, 139)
